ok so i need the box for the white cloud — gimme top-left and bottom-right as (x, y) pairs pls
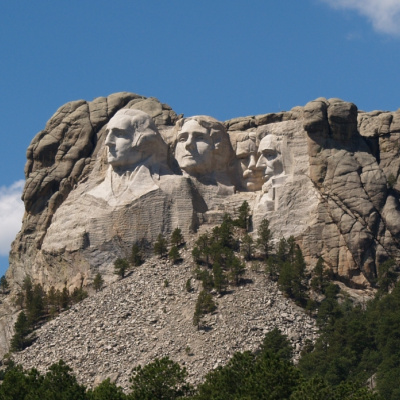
(0, 180), (25, 256)
(321, 0), (400, 36)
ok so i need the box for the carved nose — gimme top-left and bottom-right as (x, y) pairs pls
(255, 155), (265, 170)
(248, 154), (257, 170)
(105, 133), (114, 146)
(185, 134), (195, 150)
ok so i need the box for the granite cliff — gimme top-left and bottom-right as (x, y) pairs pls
(1, 92), (399, 356)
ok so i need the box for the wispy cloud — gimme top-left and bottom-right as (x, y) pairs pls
(0, 180), (25, 256)
(320, 0), (400, 36)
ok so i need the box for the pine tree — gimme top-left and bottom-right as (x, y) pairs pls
(154, 234), (168, 258)
(10, 311), (31, 352)
(114, 258), (129, 279)
(0, 275), (9, 294)
(241, 233), (254, 261)
(213, 262), (227, 293)
(193, 290), (216, 329)
(256, 218), (272, 259)
(171, 227), (184, 247)
(27, 283), (45, 326)
(93, 273), (104, 292)
(168, 246), (180, 264)
(228, 254), (245, 286)
(236, 200), (251, 230)
(130, 242), (143, 267)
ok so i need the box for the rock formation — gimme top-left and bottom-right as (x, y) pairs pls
(1, 92), (399, 356)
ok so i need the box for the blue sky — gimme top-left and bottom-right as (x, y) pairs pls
(1, 0), (400, 277)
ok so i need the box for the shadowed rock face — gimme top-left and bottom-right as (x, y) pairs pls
(2, 93), (400, 355)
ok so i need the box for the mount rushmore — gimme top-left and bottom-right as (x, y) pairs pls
(1, 91), (400, 353)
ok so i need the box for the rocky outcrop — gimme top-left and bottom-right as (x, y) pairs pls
(11, 250), (317, 391)
(2, 93), (400, 356)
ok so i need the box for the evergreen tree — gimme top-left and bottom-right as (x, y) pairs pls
(130, 242), (144, 267)
(256, 218), (272, 259)
(213, 262), (227, 294)
(87, 378), (127, 400)
(241, 233), (254, 261)
(27, 283), (45, 326)
(171, 227), (184, 247)
(47, 286), (58, 317)
(114, 258), (129, 279)
(22, 276), (33, 309)
(93, 273), (104, 292)
(193, 290), (216, 329)
(227, 253), (245, 286)
(60, 285), (70, 310)
(311, 257), (326, 293)
(168, 246), (180, 264)
(71, 287), (88, 304)
(0, 275), (9, 293)
(377, 259), (397, 294)
(185, 278), (192, 293)
(10, 311), (31, 352)
(129, 357), (192, 400)
(39, 360), (86, 399)
(154, 234), (168, 258)
(236, 200), (251, 230)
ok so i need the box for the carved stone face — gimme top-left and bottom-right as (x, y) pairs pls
(175, 119), (215, 175)
(105, 114), (143, 168)
(235, 136), (263, 191)
(256, 135), (283, 182)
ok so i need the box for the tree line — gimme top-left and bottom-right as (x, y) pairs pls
(0, 327), (383, 399)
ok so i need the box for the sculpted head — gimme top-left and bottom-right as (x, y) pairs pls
(256, 134), (283, 183)
(174, 116), (234, 177)
(105, 109), (167, 171)
(235, 132), (264, 191)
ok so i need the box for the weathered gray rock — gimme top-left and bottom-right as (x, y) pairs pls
(11, 253), (317, 391)
(1, 94), (400, 358)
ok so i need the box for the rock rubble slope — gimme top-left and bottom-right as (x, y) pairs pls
(12, 250), (317, 391)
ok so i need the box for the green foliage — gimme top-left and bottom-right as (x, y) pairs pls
(0, 275), (9, 293)
(10, 311), (32, 352)
(26, 283), (45, 326)
(130, 242), (144, 267)
(193, 290), (216, 328)
(154, 233), (168, 258)
(212, 262), (227, 294)
(93, 273), (104, 292)
(261, 327), (293, 361)
(256, 218), (272, 259)
(71, 287), (88, 303)
(240, 233), (254, 261)
(298, 280), (400, 398)
(129, 356), (193, 400)
(86, 378), (127, 400)
(194, 349), (301, 400)
(377, 258), (398, 294)
(114, 258), (129, 279)
(185, 278), (192, 293)
(278, 245), (307, 305)
(235, 200), (251, 230)
(39, 360), (87, 400)
(310, 257), (328, 293)
(171, 227), (184, 247)
(227, 252), (245, 286)
(168, 245), (181, 264)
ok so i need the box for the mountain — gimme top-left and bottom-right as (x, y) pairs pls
(1, 92), (399, 357)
